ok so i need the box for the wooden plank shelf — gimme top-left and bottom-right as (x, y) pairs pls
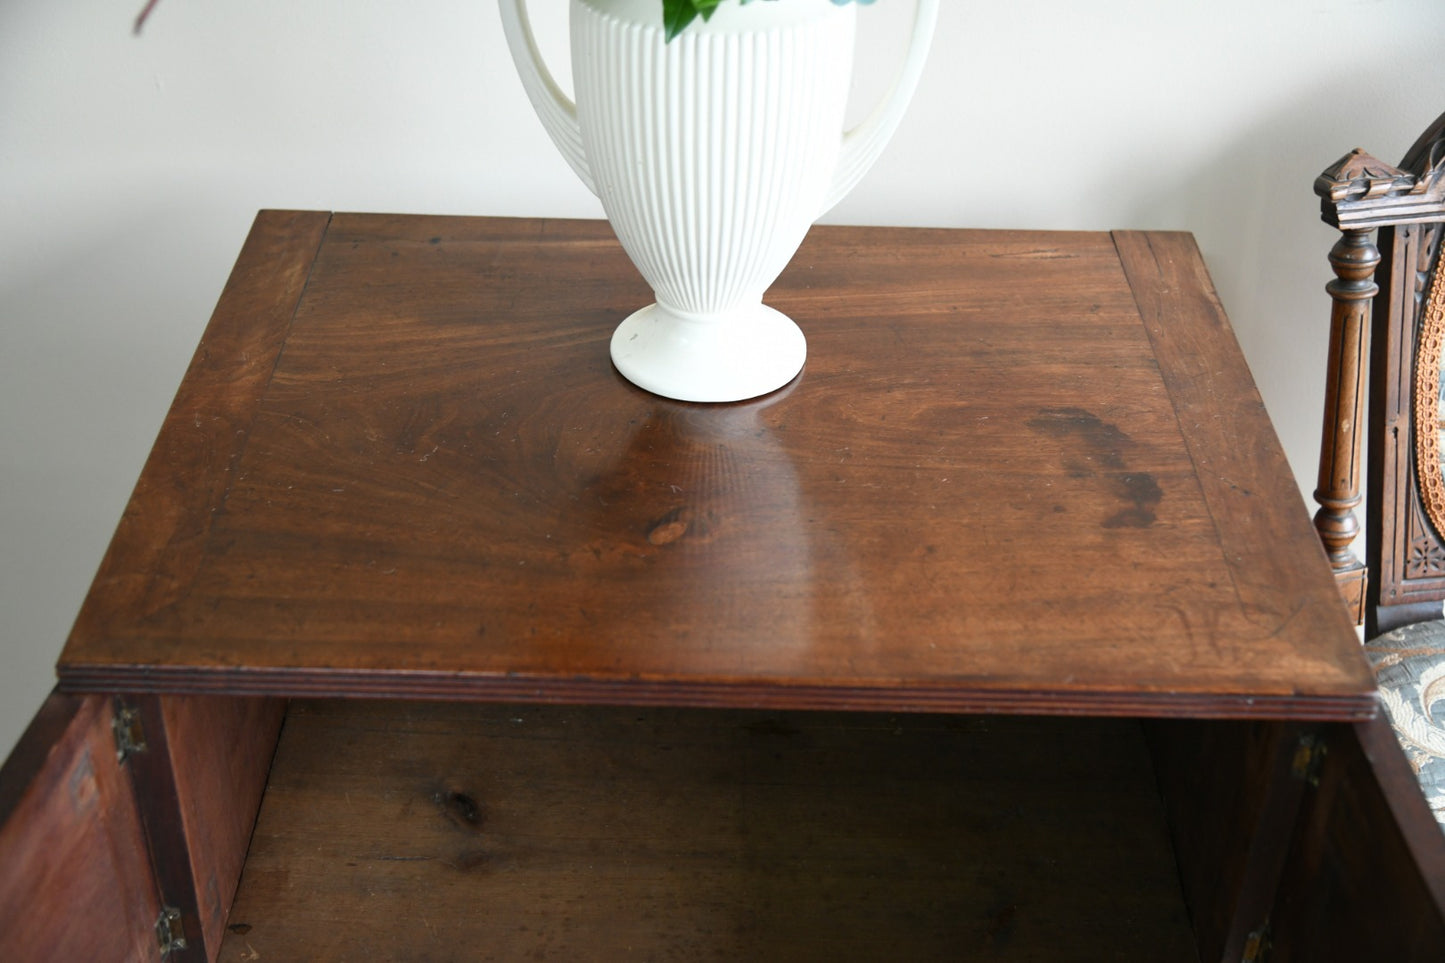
(218, 702), (1199, 962)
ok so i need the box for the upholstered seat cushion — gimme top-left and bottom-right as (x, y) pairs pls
(1366, 620), (1445, 829)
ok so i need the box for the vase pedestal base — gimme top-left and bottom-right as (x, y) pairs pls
(609, 303), (806, 403)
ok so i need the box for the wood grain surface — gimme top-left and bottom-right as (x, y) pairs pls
(218, 700), (1197, 962)
(0, 693), (162, 963)
(1145, 718), (1313, 962)
(58, 214), (1373, 718)
(1268, 716), (1445, 960)
(159, 695), (286, 957)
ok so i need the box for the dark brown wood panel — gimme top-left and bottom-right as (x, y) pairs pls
(1268, 716), (1445, 961)
(67, 210), (330, 650)
(117, 696), (209, 963)
(0, 693), (162, 963)
(1146, 719), (1311, 963)
(218, 701), (1198, 962)
(99, 695), (285, 962)
(161, 696), (286, 955)
(58, 216), (1372, 719)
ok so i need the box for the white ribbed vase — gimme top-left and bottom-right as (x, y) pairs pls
(500, 0), (937, 402)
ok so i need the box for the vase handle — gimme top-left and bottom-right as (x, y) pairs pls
(498, 0), (597, 194)
(823, 0), (938, 215)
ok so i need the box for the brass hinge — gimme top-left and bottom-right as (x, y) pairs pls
(112, 703), (147, 764)
(1242, 922), (1272, 963)
(1291, 733), (1327, 787)
(155, 906), (188, 957)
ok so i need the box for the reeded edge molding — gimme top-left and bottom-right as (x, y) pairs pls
(53, 665), (1379, 721)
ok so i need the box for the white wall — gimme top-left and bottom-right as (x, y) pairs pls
(2, 0), (1442, 757)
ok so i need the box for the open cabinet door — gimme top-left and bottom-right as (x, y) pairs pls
(0, 691), (287, 963)
(1268, 714), (1445, 960)
(0, 692), (166, 962)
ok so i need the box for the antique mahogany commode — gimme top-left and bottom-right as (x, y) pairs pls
(9, 212), (1437, 960)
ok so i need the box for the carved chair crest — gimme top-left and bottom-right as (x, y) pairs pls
(1315, 110), (1445, 635)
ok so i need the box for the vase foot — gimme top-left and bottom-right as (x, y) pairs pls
(610, 303), (806, 403)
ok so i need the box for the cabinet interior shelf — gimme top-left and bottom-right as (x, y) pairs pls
(218, 702), (1198, 962)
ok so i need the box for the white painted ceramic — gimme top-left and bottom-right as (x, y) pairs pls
(499, 0), (937, 402)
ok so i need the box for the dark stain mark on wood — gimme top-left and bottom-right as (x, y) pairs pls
(1026, 407), (1161, 527)
(435, 788), (485, 833)
(1105, 472), (1163, 529)
(1025, 407), (1130, 470)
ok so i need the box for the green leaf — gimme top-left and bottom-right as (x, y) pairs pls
(663, 0), (735, 41)
(661, 0), (785, 43)
(662, 0), (700, 40)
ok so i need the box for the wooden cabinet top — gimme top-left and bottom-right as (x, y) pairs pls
(56, 211), (1375, 719)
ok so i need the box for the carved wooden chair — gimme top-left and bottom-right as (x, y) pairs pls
(1315, 107), (1445, 829)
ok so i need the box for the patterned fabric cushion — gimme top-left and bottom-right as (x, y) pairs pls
(1366, 619), (1445, 830)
